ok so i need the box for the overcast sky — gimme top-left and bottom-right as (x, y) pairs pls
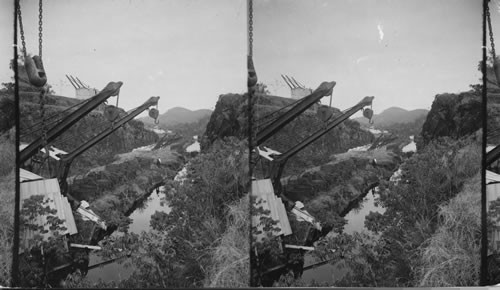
(1, 0), (496, 118)
(0, 0), (246, 116)
(252, 0), (484, 117)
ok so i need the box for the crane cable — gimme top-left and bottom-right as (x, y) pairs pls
(17, 0), (51, 174)
(488, 2), (496, 64)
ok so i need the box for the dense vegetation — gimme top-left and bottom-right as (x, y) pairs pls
(273, 135), (481, 287)
(62, 137), (249, 287)
(0, 82), (15, 286)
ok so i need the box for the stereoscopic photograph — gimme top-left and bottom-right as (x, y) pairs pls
(1, 0), (499, 288)
(9, 0), (247, 288)
(248, 0), (484, 287)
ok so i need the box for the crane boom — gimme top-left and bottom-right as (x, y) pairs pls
(269, 96), (375, 195)
(20, 81), (123, 164)
(487, 144), (500, 167)
(56, 96), (160, 196)
(255, 81), (336, 147)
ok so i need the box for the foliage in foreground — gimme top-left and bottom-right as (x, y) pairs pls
(292, 136), (481, 287)
(0, 130), (15, 286)
(0, 172), (14, 287)
(415, 175), (480, 286)
(65, 137), (249, 288)
(204, 196), (249, 287)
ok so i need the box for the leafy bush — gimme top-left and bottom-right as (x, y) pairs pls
(307, 136), (480, 287)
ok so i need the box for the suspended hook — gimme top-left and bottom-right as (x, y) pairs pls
(25, 55), (47, 87)
(104, 105), (120, 122)
(248, 56), (258, 89)
(149, 108), (159, 120)
(149, 103), (160, 124)
(317, 105), (333, 123)
(363, 107), (374, 125)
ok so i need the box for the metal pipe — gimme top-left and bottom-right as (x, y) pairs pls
(281, 74), (293, 89)
(75, 77), (89, 89)
(65, 75), (78, 89)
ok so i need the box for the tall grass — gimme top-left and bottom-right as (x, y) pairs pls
(0, 130), (15, 286)
(415, 174), (480, 286)
(204, 196), (249, 287)
(0, 171), (15, 286)
(0, 131), (15, 176)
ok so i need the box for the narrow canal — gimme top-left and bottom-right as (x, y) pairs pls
(301, 191), (385, 284)
(86, 186), (171, 283)
(83, 135), (201, 283)
(301, 134), (415, 284)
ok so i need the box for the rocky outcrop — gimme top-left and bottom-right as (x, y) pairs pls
(203, 93), (374, 174)
(202, 93), (248, 149)
(419, 91), (481, 148)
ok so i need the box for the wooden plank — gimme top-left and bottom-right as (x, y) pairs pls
(284, 244), (314, 251)
(69, 243), (102, 250)
(277, 198), (292, 236)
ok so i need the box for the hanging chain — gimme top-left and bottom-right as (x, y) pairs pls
(487, 1), (496, 60)
(38, 0), (43, 58)
(39, 87), (49, 158)
(248, 0), (253, 57)
(16, 0), (43, 58)
(17, 0), (27, 57)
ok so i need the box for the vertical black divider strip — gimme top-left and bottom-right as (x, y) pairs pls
(12, 0), (20, 286)
(481, 0), (488, 285)
(247, 0), (254, 286)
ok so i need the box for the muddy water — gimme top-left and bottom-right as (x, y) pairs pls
(85, 188), (171, 283)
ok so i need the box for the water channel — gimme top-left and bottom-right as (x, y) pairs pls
(86, 187), (171, 283)
(301, 135), (415, 284)
(85, 136), (200, 283)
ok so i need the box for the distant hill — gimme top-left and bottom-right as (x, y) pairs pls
(140, 107), (212, 127)
(355, 107), (429, 127)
